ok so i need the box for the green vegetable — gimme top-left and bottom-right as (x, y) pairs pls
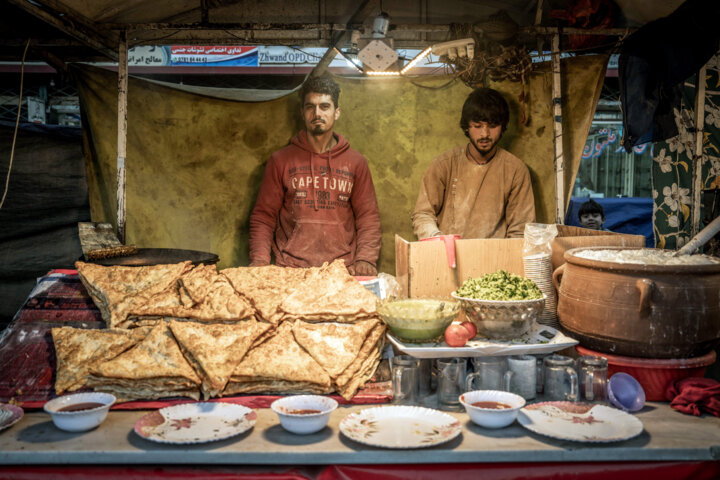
(455, 270), (543, 301)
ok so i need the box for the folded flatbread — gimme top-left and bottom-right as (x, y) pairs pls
(128, 264), (255, 324)
(87, 321), (201, 401)
(291, 318), (378, 379)
(75, 261), (194, 328)
(335, 321), (385, 399)
(224, 322), (331, 395)
(222, 380), (331, 396)
(52, 326), (150, 395)
(168, 319), (272, 399)
(221, 265), (313, 324)
(279, 260), (378, 322)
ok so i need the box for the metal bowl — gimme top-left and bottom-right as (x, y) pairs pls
(377, 298), (460, 343)
(451, 293), (545, 340)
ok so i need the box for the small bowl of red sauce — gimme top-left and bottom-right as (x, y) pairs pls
(459, 390), (525, 429)
(43, 392), (116, 432)
(270, 395), (338, 435)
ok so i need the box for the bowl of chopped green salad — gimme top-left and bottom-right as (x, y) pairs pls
(451, 270), (545, 340)
(376, 298), (461, 343)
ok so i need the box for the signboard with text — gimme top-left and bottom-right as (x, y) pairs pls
(170, 46), (258, 66)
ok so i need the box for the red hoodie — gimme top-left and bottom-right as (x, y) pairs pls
(249, 130), (381, 268)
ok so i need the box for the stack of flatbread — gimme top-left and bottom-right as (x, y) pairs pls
(52, 326), (152, 395)
(65, 259), (386, 401)
(76, 262), (255, 328)
(76, 261), (194, 329)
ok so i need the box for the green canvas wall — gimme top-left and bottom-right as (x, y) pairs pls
(76, 54), (606, 272)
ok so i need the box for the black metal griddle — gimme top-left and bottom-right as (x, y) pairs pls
(88, 248), (219, 266)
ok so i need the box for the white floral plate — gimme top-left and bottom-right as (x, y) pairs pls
(0, 403), (24, 432)
(134, 402), (256, 444)
(339, 406), (462, 449)
(518, 401), (644, 443)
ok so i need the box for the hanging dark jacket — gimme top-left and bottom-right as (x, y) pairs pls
(619, 0), (720, 151)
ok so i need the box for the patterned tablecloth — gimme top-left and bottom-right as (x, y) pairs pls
(0, 270), (390, 409)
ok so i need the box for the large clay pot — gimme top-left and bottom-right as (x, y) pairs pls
(553, 247), (720, 358)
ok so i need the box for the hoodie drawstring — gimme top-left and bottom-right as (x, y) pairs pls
(310, 151), (318, 211)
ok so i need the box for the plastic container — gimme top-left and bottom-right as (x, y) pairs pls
(607, 372), (646, 412)
(576, 345), (717, 401)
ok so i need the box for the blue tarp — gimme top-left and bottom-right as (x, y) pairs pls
(565, 197), (654, 247)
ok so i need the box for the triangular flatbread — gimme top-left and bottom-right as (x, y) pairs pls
(221, 265), (313, 324)
(335, 321), (386, 389)
(52, 326), (150, 395)
(291, 318), (378, 379)
(168, 319), (272, 399)
(336, 339), (383, 400)
(75, 261), (194, 328)
(229, 322), (331, 388)
(87, 322), (201, 401)
(128, 265), (255, 324)
(279, 260), (378, 322)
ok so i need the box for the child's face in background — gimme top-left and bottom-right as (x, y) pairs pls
(580, 213), (604, 230)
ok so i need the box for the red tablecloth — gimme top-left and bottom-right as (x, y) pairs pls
(0, 270), (390, 409)
(1, 462), (718, 480)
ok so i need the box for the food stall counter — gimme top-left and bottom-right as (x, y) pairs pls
(1, 402), (719, 466)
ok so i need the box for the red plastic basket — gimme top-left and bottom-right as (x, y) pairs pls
(575, 345), (717, 401)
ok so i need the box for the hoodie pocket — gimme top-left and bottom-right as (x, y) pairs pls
(282, 219), (353, 263)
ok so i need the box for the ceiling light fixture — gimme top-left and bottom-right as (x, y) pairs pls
(400, 46), (432, 75)
(365, 70), (401, 77)
(372, 12), (391, 38)
(334, 47), (363, 73)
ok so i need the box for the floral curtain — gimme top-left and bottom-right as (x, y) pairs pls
(652, 53), (720, 249)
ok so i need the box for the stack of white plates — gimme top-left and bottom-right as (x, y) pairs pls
(523, 254), (559, 328)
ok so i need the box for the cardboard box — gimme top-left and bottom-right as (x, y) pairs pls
(395, 225), (646, 298)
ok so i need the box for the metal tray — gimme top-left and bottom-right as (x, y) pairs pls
(386, 324), (578, 358)
(88, 248), (218, 266)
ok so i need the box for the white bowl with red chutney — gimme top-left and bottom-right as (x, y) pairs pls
(43, 392), (116, 432)
(459, 390), (525, 429)
(270, 395), (338, 434)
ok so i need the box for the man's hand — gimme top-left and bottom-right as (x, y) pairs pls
(350, 260), (377, 276)
(249, 260), (270, 267)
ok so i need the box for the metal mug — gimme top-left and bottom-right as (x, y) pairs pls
(576, 355), (608, 403)
(391, 355), (419, 405)
(543, 354), (578, 401)
(505, 355), (537, 400)
(466, 356), (508, 391)
(436, 358), (467, 411)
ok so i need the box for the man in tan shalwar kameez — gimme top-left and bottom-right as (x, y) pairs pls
(412, 87), (535, 239)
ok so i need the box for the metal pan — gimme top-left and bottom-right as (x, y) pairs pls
(87, 248), (218, 267)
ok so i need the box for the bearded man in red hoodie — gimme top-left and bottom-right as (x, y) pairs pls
(249, 76), (382, 275)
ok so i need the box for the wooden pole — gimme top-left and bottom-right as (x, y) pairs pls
(7, 0), (118, 61)
(116, 31), (128, 244)
(692, 65), (707, 237)
(551, 33), (565, 224)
